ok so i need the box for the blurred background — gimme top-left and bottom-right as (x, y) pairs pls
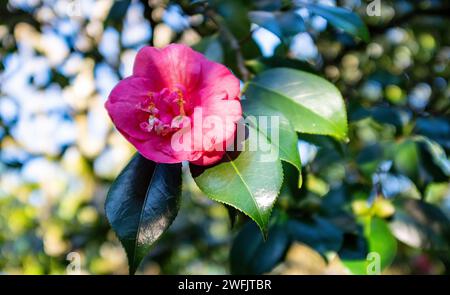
(0, 0), (449, 274)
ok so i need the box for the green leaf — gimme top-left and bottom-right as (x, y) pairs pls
(287, 216), (343, 257)
(393, 139), (420, 184)
(414, 136), (450, 177)
(246, 68), (348, 140)
(105, 154), (182, 274)
(190, 123), (283, 235)
(342, 217), (397, 274)
(253, 0), (283, 11)
(249, 10), (304, 40)
(224, 204), (239, 228)
(105, 0), (131, 24)
(210, 0), (251, 40)
(393, 137), (450, 190)
(192, 35), (224, 63)
(306, 4), (369, 42)
(230, 221), (289, 274)
(415, 117), (450, 150)
(246, 56), (316, 75)
(390, 198), (450, 250)
(242, 98), (302, 178)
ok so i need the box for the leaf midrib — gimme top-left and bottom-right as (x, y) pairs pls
(249, 82), (345, 138)
(131, 164), (159, 271)
(224, 152), (264, 225)
(243, 110), (300, 171)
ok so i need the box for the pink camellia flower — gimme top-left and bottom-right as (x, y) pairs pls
(105, 44), (242, 165)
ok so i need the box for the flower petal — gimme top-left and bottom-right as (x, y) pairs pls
(107, 76), (159, 104)
(133, 44), (202, 91)
(106, 76), (169, 140)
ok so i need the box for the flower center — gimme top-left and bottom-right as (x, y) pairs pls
(137, 86), (190, 136)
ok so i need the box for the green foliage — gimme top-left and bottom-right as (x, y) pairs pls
(249, 11), (305, 41)
(306, 4), (370, 41)
(190, 123), (284, 236)
(287, 217), (343, 257)
(1, 0), (449, 275)
(246, 68), (348, 140)
(242, 99), (302, 178)
(105, 155), (182, 274)
(343, 217), (397, 274)
(390, 198), (450, 250)
(230, 221), (289, 274)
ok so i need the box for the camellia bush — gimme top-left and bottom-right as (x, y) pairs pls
(101, 1), (449, 274)
(0, 0), (449, 275)
(104, 42), (348, 273)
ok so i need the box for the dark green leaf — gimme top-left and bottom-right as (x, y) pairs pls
(249, 11), (304, 40)
(230, 222), (289, 274)
(210, 0), (251, 40)
(287, 216), (343, 256)
(105, 154), (182, 274)
(342, 217), (397, 274)
(307, 4), (369, 41)
(192, 35), (224, 63)
(390, 198), (450, 250)
(356, 143), (385, 177)
(393, 137), (450, 189)
(252, 0), (283, 11)
(393, 139), (420, 184)
(279, 161), (303, 201)
(415, 117), (450, 150)
(224, 204), (239, 228)
(245, 68), (348, 140)
(246, 56), (316, 75)
(415, 136), (450, 177)
(338, 233), (369, 261)
(350, 106), (411, 131)
(105, 0), (131, 24)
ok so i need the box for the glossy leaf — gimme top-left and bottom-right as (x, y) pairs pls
(415, 136), (450, 177)
(249, 10), (304, 40)
(242, 98), (302, 176)
(343, 217), (397, 274)
(246, 68), (348, 140)
(224, 204), (239, 228)
(105, 0), (131, 24)
(415, 117), (450, 150)
(393, 137), (450, 189)
(230, 221), (289, 274)
(287, 216), (343, 257)
(306, 4), (369, 41)
(105, 154), (182, 274)
(390, 198), (450, 250)
(393, 139), (420, 184)
(246, 56), (316, 75)
(253, 0), (283, 11)
(190, 123), (283, 235)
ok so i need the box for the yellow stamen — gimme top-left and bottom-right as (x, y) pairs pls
(175, 88), (186, 116)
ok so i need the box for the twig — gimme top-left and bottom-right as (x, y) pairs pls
(206, 9), (250, 81)
(239, 27), (259, 46)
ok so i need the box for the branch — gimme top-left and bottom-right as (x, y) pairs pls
(206, 9), (250, 81)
